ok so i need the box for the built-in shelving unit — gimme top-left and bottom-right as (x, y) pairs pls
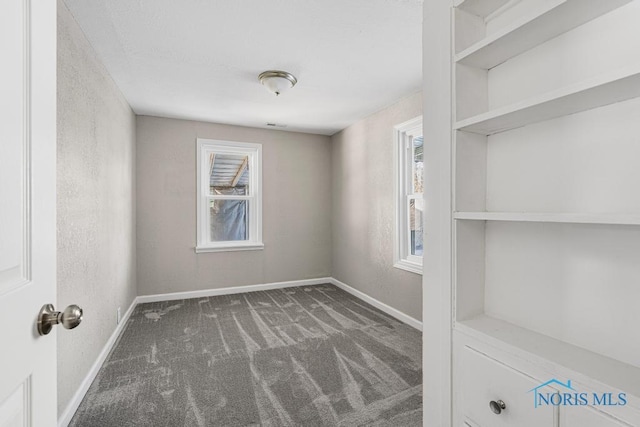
(455, 64), (640, 135)
(451, 1), (640, 425)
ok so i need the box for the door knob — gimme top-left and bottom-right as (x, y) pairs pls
(489, 399), (506, 415)
(37, 304), (83, 336)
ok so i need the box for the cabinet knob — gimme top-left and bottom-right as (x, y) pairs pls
(489, 399), (506, 415)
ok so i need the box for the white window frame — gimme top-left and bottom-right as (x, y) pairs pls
(195, 138), (263, 253)
(393, 116), (423, 275)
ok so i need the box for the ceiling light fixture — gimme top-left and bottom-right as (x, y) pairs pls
(259, 70), (297, 96)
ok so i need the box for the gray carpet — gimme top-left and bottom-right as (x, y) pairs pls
(70, 284), (422, 426)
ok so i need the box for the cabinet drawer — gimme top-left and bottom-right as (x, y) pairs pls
(561, 406), (632, 427)
(460, 345), (558, 427)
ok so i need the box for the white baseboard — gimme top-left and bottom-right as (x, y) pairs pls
(136, 278), (422, 331)
(135, 277), (333, 304)
(329, 278), (423, 331)
(59, 276), (420, 425)
(57, 297), (138, 427)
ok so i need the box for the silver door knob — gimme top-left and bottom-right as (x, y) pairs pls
(37, 304), (83, 336)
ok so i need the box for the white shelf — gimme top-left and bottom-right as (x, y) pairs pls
(454, 0), (511, 19)
(455, 315), (640, 399)
(451, 0), (640, 423)
(455, 64), (640, 135)
(454, 212), (640, 226)
(456, 0), (632, 69)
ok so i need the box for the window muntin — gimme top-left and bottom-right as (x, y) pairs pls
(196, 139), (262, 252)
(394, 117), (423, 274)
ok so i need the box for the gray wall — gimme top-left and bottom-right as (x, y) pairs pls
(331, 92), (423, 321)
(57, 1), (136, 416)
(136, 116), (332, 296)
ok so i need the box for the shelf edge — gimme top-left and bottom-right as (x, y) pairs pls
(455, 315), (640, 400)
(453, 212), (640, 226)
(455, 0), (632, 70)
(454, 63), (640, 135)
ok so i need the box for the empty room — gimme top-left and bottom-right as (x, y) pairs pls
(2, 0), (640, 426)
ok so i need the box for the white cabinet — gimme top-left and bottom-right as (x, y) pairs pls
(561, 406), (632, 427)
(453, 334), (640, 427)
(458, 345), (557, 427)
(449, 0), (640, 426)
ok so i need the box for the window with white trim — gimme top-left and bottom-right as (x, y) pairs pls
(394, 116), (423, 274)
(196, 138), (263, 253)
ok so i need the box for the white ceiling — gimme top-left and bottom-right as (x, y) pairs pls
(64, 0), (423, 135)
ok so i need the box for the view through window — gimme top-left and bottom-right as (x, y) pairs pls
(196, 139), (263, 252)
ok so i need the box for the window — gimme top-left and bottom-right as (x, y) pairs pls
(196, 138), (263, 252)
(394, 116), (423, 274)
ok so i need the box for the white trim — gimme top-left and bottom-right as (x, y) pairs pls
(394, 259), (423, 275)
(195, 242), (264, 253)
(422, 0), (453, 423)
(329, 278), (423, 331)
(57, 297), (138, 427)
(393, 116), (424, 275)
(136, 277), (333, 304)
(395, 116), (423, 136)
(58, 276), (421, 425)
(130, 277), (423, 332)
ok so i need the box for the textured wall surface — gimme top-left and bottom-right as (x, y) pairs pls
(57, 1), (136, 416)
(331, 92), (423, 321)
(136, 116), (332, 296)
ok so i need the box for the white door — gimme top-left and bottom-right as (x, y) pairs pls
(0, 0), (57, 426)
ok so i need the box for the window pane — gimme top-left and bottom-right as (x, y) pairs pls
(208, 153), (249, 195)
(409, 198), (423, 256)
(412, 136), (423, 194)
(210, 199), (248, 242)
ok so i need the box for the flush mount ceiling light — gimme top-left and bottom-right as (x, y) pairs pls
(258, 70), (297, 96)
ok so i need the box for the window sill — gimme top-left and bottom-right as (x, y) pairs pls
(195, 243), (264, 253)
(394, 259), (423, 275)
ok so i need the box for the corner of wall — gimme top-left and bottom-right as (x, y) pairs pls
(328, 92), (423, 322)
